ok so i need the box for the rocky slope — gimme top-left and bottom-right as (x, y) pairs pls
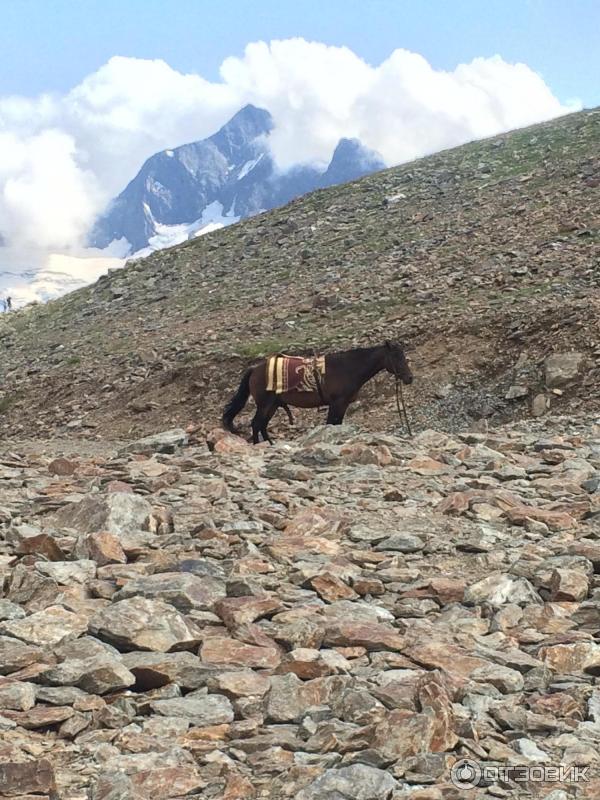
(0, 418), (599, 799)
(0, 107), (598, 443)
(0, 108), (600, 800)
(90, 104), (385, 253)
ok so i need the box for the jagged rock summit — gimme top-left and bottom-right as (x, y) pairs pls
(90, 104), (386, 253)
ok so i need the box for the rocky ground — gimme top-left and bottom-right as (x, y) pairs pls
(0, 107), (599, 440)
(1, 417), (600, 799)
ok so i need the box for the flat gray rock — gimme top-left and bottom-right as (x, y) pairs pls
(114, 572), (226, 612)
(295, 764), (398, 799)
(89, 597), (202, 652)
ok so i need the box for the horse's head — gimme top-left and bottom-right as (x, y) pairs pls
(384, 340), (413, 384)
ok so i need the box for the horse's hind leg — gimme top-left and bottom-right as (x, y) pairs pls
(281, 402), (294, 425)
(251, 412), (262, 444)
(261, 398), (279, 444)
(251, 402), (266, 444)
(252, 395), (277, 444)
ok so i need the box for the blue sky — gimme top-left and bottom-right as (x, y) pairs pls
(1, 0), (598, 107)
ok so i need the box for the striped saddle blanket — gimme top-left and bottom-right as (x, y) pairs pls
(266, 355), (326, 394)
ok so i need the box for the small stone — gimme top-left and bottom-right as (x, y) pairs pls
(122, 651), (214, 690)
(275, 648), (345, 680)
(2, 704), (74, 729)
(42, 654), (136, 695)
(48, 457), (77, 476)
(374, 533), (425, 553)
(0, 600), (26, 621)
(470, 664), (524, 693)
(532, 393), (549, 417)
(407, 457), (448, 475)
(505, 385), (529, 400)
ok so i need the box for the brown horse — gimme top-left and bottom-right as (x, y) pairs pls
(223, 341), (413, 444)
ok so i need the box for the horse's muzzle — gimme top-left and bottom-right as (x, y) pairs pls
(404, 375), (413, 385)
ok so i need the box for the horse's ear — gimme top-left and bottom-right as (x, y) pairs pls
(385, 340), (391, 349)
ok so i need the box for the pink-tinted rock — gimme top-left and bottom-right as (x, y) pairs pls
(505, 504), (577, 531)
(403, 641), (490, 679)
(539, 641), (600, 674)
(416, 671), (458, 751)
(309, 573), (358, 602)
(215, 596), (282, 628)
(549, 568), (589, 602)
(79, 531), (127, 566)
(323, 622), (405, 651)
(201, 637), (281, 669)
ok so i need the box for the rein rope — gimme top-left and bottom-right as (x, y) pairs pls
(395, 375), (413, 438)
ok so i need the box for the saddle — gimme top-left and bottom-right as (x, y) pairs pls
(266, 354), (326, 394)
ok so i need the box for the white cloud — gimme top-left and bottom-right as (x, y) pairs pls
(0, 129), (101, 250)
(0, 39), (578, 303)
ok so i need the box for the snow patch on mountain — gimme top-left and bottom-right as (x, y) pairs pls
(132, 201), (240, 259)
(237, 154), (264, 180)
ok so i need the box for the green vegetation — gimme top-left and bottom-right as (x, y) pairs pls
(235, 338), (298, 359)
(0, 394), (15, 414)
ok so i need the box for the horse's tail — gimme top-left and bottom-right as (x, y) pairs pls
(222, 367), (252, 433)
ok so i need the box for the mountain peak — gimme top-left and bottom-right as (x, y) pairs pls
(213, 104), (273, 143)
(91, 106), (384, 252)
(321, 138), (386, 186)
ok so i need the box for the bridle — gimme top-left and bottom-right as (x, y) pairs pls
(395, 374), (413, 438)
(388, 348), (413, 437)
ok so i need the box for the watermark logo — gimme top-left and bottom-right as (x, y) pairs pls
(451, 759), (590, 789)
(451, 760), (482, 790)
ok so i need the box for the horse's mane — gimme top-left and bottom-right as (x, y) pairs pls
(330, 343), (386, 357)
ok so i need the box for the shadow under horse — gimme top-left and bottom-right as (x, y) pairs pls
(222, 341), (413, 444)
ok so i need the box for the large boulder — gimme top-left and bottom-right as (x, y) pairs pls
(114, 572), (226, 612)
(544, 352), (585, 388)
(53, 492), (153, 536)
(150, 691), (234, 725)
(122, 428), (189, 455)
(295, 764), (398, 799)
(89, 597), (202, 652)
(0, 605), (89, 647)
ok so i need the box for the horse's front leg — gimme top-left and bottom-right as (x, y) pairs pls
(326, 398), (349, 425)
